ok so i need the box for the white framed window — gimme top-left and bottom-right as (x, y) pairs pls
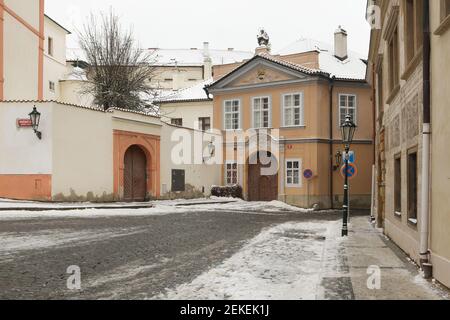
(224, 100), (241, 130)
(283, 93), (304, 127)
(252, 96), (271, 128)
(339, 94), (357, 126)
(48, 37), (54, 56)
(225, 161), (238, 185)
(286, 159), (302, 187)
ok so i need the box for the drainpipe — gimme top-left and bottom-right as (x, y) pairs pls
(329, 77), (335, 209)
(420, 0), (431, 273)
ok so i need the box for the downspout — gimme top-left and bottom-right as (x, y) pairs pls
(329, 77), (335, 209)
(420, 0), (431, 268)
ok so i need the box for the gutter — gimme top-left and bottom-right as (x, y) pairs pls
(329, 77), (335, 209)
(420, 0), (432, 275)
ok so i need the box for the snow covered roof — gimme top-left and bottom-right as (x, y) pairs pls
(66, 47), (253, 67)
(277, 37), (367, 80)
(148, 48), (253, 67)
(155, 78), (213, 104)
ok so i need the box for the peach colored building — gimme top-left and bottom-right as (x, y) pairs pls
(207, 30), (374, 209)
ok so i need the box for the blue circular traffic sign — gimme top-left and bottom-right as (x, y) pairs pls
(303, 169), (314, 180)
(340, 163), (358, 179)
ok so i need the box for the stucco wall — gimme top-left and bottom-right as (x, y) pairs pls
(43, 16), (68, 100)
(51, 103), (114, 200)
(3, 13), (39, 100)
(160, 124), (221, 198)
(0, 102), (52, 174)
(160, 101), (213, 130)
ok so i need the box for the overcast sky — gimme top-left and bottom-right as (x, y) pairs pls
(45, 0), (370, 56)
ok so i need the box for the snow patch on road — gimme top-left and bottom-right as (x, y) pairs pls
(153, 221), (333, 300)
(0, 227), (146, 261)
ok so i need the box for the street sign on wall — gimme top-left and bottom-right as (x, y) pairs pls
(16, 119), (32, 128)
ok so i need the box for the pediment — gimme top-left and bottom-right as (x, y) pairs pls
(210, 57), (313, 91)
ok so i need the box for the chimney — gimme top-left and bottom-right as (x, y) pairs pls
(203, 42), (213, 79)
(334, 26), (348, 61)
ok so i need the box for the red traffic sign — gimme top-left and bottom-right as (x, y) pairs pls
(340, 163), (358, 180)
(303, 169), (314, 180)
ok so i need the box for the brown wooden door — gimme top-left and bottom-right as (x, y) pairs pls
(124, 146), (147, 202)
(248, 153), (278, 202)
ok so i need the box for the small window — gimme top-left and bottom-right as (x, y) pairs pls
(443, 0), (450, 20)
(252, 97), (271, 128)
(198, 117), (211, 131)
(339, 94), (357, 125)
(225, 162), (238, 185)
(404, 0), (423, 64)
(224, 100), (240, 130)
(388, 27), (400, 94)
(49, 81), (55, 92)
(286, 159), (302, 187)
(407, 151), (418, 224)
(164, 78), (173, 82)
(171, 170), (185, 192)
(283, 93), (304, 127)
(394, 156), (402, 215)
(171, 118), (183, 127)
(48, 37), (53, 56)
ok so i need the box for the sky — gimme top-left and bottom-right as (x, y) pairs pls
(45, 0), (371, 57)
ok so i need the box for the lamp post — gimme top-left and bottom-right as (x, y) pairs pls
(29, 106), (42, 140)
(340, 114), (357, 237)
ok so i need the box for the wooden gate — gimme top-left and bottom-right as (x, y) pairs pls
(124, 145), (147, 201)
(248, 153), (278, 202)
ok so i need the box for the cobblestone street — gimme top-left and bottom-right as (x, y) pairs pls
(0, 202), (447, 300)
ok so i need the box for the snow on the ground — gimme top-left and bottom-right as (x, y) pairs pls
(153, 221), (334, 300)
(0, 198), (311, 220)
(0, 227), (146, 262)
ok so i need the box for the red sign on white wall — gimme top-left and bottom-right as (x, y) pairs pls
(16, 119), (33, 128)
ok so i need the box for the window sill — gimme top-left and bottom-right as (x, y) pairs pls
(286, 185), (302, 189)
(394, 211), (402, 218)
(386, 85), (400, 105)
(408, 218), (418, 227)
(401, 48), (423, 81)
(434, 15), (450, 35)
(280, 126), (306, 130)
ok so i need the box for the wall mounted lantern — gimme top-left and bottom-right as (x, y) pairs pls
(203, 141), (216, 163)
(333, 151), (342, 171)
(29, 106), (42, 140)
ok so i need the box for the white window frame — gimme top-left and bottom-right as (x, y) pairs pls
(285, 159), (302, 188)
(338, 94), (358, 126)
(223, 99), (241, 130)
(252, 96), (272, 129)
(48, 37), (54, 56)
(49, 81), (55, 92)
(225, 161), (238, 185)
(282, 92), (305, 127)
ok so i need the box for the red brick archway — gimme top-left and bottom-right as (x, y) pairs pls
(113, 130), (160, 200)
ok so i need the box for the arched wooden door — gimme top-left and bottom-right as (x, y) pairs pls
(248, 152), (278, 202)
(124, 145), (147, 202)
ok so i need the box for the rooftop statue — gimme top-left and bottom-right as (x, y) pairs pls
(257, 29), (270, 47)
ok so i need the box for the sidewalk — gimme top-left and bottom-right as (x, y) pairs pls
(319, 216), (448, 300)
(156, 216), (449, 300)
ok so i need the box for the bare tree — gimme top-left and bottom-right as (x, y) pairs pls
(78, 10), (157, 111)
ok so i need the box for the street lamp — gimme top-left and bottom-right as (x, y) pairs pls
(340, 114), (357, 237)
(28, 106), (42, 140)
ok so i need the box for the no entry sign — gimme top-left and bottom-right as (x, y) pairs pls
(341, 163), (358, 180)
